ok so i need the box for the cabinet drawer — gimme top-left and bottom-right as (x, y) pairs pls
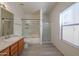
(19, 39), (24, 44)
(0, 47), (9, 56)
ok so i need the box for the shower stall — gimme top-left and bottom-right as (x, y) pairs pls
(22, 19), (40, 38)
(22, 19), (40, 44)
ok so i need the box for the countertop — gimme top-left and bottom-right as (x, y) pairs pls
(0, 36), (23, 52)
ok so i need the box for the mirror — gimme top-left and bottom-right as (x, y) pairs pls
(1, 8), (14, 37)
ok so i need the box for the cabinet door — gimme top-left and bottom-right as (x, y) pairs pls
(18, 39), (24, 54)
(0, 47), (9, 56)
(62, 26), (74, 44)
(10, 43), (18, 56)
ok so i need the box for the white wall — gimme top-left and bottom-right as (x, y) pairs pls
(23, 14), (40, 19)
(2, 2), (24, 36)
(50, 2), (79, 56)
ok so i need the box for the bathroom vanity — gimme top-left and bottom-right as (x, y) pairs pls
(0, 37), (24, 56)
(0, 5), (24, 56)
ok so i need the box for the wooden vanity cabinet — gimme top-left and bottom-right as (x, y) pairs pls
(0, 38), (24, 56)
(0, 47), (9, 56)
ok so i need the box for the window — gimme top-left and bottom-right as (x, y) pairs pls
(60, 3), (79, 47)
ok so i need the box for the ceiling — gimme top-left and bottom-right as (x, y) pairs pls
(7, 2), (56, 14)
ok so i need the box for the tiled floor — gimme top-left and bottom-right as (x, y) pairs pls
(20, 43), (63, 56)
